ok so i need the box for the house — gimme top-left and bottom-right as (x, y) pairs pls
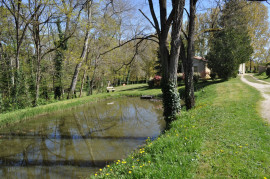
(180, 56), (245, 78)
(238, 63), (245, 74)
(180, 56), (211, 79)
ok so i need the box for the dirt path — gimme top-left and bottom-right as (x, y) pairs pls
(241, 75), (270, 123)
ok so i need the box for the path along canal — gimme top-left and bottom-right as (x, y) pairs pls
(0, 97), (165, 178)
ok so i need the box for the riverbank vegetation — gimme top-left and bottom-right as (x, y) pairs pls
(91, 78), (270, 178)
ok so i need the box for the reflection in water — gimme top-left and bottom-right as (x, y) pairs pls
(0, 97), (165, 178)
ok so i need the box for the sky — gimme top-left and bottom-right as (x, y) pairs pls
(133, 0), (270, 24)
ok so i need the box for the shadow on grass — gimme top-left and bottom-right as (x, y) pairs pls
(179, 79), (225, 99)
(118, 86), (153, 92)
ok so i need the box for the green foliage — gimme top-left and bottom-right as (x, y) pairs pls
(266, 67), (270, 77)
(210, 72), (216, 81)
(193, 72), (200, 83)
(207, 28), (253, 79)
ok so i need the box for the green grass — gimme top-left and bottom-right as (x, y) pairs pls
(255, 72), (270, 83)
(0, 84), (162, 128)
(244, 74), (268, 84)
(91, 78), (270, 178)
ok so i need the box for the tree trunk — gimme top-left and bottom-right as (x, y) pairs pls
(67, 1), (92, 99)
(184, 0), (197, 110)
(159, 0), (185, 124)
(79, 70), (86, 98)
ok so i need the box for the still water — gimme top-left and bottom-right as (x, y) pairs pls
(0, 97), (165, 178)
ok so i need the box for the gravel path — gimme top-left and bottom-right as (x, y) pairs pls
(241, 75), (270, 123)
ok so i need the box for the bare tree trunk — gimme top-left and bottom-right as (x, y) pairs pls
(184, 0), (197, 110)
(67, 1), (92, 99)
(79, 70), (86, 98)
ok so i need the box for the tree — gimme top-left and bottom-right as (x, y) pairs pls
(207, 28), (253, 79)
(146, 0), (185, 123)
(181, 0), (198, 110)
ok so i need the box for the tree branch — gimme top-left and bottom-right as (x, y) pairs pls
(184, 8), (190, 18)
(139, 9), (156, 30)
(148, 0), (160, 36)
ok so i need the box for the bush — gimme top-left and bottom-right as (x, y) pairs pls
(210, 73), (217, 80)
(147, 80), (154, 88)
(266, 67), (270, 77)
(193, 72), (200, 83)
(153, 75), (161, 87)
(148, 75), (162, 88)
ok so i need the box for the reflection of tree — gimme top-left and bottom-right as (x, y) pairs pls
(0, 97), (165, 177)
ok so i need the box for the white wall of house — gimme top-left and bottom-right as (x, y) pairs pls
(239, 63), (245, 74)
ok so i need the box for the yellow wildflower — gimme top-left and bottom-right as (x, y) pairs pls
(148, 161), (151, 163)
(99, 169), (102, 171)
(122, 161), (127, 164)
(95, 173), (97, 176)
(220, 150), (224, 153)
(239, 146), (242, 148)
(129, 171), (132, 174)
(107, 165), (110, 167)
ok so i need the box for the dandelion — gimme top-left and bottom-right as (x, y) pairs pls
(118, 160), (120, 162)
(122, 161), (127, 164)
(95, 173), (97, 176)
(110, 169), (112, 171)
(264, 177), (267, 179)
(107, 165), (110, 167)
(140, 166), (142, 168)
(116, 162), (119, 164)
(106, 174), (109, 176)
(239, 146), (242, 148)
(129, 171), (132, 174)
(99, 169), (102, 171)
(132, 166), (135, 168)
(220, 150), (224, 153)
(148, 161), (151, 163)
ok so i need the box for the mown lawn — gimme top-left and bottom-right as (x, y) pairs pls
(255, 72), (270, 83)
(91, 78), (270, 178)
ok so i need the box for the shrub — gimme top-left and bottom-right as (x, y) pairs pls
(266, 67), (270, 77)
(210, 73), (217, 80)
(148, 75), (162, 88)
(153, 75), (161, 87)
(193, 72), (200, 83)
(147, 80), (154, 88)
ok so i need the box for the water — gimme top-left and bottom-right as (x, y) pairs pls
(0, 97), (165, 178)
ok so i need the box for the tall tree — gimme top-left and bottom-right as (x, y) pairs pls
(67, 0), (92, 99)
(146, 0), (185, 123)
(181, 0), (198, 110)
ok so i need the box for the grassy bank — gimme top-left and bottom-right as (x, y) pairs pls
(0, 84), (161, 128)
(92, 78), (270, 178)
(255, 72), (270, 83)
